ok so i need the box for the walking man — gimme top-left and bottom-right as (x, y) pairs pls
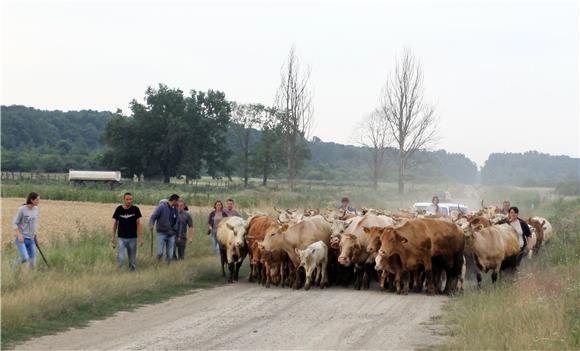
(112, 192), (144, 271)
(174, 199), (194, 260)
(150, 194), (180, 263)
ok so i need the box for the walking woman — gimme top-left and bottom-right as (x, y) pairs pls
(208, 200), (227, 255)
(13, 192), (41, 268)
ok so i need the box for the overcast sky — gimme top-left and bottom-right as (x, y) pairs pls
(2, 0), (578, 167)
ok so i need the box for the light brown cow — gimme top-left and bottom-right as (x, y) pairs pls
(463, 223), (520, 287)
(245, 215), (280, 284)
(376, 218), (465, 295)
(260, 215), (332, 289)
(337, 214), (395, 290)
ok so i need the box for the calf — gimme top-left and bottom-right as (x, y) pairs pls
(295, 241), (329, 290)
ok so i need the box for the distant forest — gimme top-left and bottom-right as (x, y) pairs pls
(1, 105), (577, 186)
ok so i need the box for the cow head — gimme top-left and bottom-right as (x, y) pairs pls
(463, 223), (484, 247)
(260, 223), (288, 252)
(378, 227), (408, 258)
(226, 218), (249, 249)
(337, 233), (360, 266)
(363, 226), (384, 253)
(327, 220), (348, 249)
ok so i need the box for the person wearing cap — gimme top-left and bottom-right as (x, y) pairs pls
(338, 197), (357, 215)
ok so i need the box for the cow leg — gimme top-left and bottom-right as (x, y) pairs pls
(401, 270), (410, 295)
(491, 269), (499, 283)
(379, 271), (386, 290)
(445, 253), (463, 295)
(304, 267), (314, 291)
(424, 259), (435, 295)
(264, 261), (271, 288)
(227, 262), (235, 283)
(321, 262), (328, 289)
(354, 265), (363, 290)
(220, 248), (227, 277)
(362, 263), (372, 290)
(249, 263), (255, 283)
(394, 271), (403, 294)
(412, 269), (423, 293)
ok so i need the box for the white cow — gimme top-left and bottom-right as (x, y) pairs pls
(295, 241), (329, 290)
(216, 216), (249, 282)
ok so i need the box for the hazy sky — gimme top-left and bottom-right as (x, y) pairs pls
(2, 0), (578, 167)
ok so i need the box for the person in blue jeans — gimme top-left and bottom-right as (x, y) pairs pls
(150, 194), (180, 263)
(112, 192), (144, 271)
(13, 192), (41, 269)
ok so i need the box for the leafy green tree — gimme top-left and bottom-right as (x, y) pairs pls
(102, 85), (232, 182)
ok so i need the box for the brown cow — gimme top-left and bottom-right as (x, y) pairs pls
(463, 223), (520, 286)
(245, 215), (280, 284)
(376, 218), (465, 295)
(260, 215), (332, 289)
(527, 217), (551, 255)
(338, 214), (395, 290)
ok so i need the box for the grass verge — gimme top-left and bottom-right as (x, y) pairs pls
(439, 198), (580, 350)
(1, 231), (225, 349)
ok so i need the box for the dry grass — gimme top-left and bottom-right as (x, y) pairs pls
(441, 266), (578, 350)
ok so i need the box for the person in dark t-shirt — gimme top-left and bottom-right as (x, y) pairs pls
(112, 192), (143, 271)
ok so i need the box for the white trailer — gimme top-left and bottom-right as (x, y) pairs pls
(68, 170), (122, 187)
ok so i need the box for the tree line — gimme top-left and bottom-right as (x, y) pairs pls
(3, 47), (574, 189)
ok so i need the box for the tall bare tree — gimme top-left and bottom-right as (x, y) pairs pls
(275, 45), (313, 191)
(380, 50), (438, 195)
(356, 110), (391, 189)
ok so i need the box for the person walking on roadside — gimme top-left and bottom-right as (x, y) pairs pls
(507, 206), (532, 265)
(112, 192), (144, 271)
(224, 198), (240, 217)
(150, 194), (180, 263)
(174, 199), (194, 260)
(208, 200), (227, 255)
(13, 192), (41, 269)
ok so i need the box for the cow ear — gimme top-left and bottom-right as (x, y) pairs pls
(363, 227), (371, 234)
(294, 247), (300, 255)
(226, 223), (234, 231)
(474, 224), (484, 231)
(541, 220), (546, 226)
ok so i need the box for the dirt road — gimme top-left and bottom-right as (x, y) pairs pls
(15, 282), (448, 350)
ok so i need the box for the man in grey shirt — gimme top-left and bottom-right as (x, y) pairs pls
(225, 198), (240, 217)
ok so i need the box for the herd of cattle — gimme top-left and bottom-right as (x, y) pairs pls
(216, 206), (553, 295)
